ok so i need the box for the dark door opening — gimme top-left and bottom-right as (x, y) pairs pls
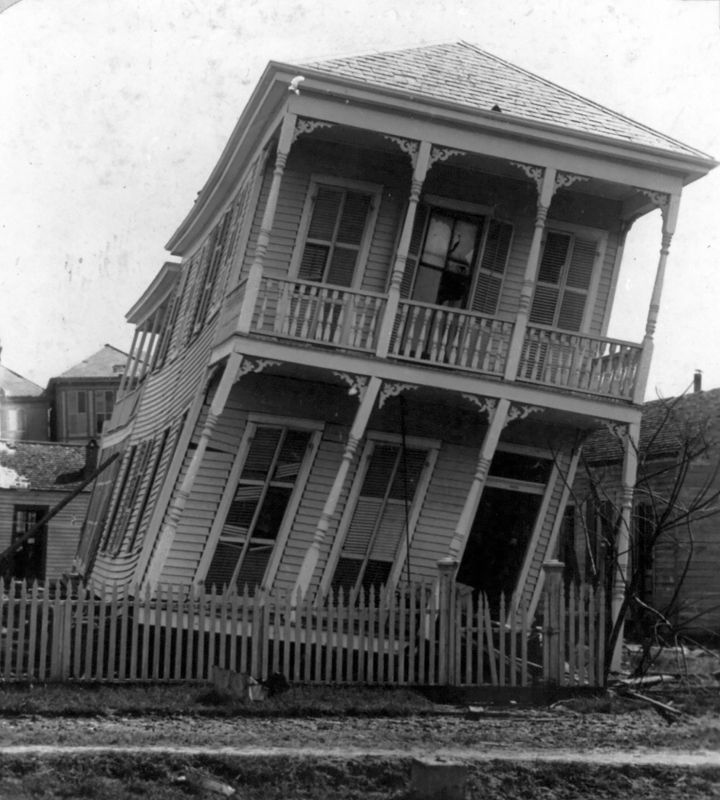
(456, 487), (542, 604)
(11, 506), (48, 583)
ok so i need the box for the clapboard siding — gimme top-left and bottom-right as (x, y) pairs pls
(590, 230), (618, 337)
(239, 161), (273, 283)
(363, 193), (400, 293)
(498, 218), (532, 318)
(272, 426), (358, 593)
(0, 490), (90, 582)
(407, 444), (477, 578)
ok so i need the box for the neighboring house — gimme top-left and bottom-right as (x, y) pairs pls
(75, 40), (715, 654)
(0, 356), (48, 442)
(46, 345), (127, 443)
(0, 440), (97, 582)
(567, 385), (720, 637)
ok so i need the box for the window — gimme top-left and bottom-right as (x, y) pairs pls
(67, 390), (89, 437)
(401, 204), (513, 315)
(529, 231), (598, 332)
(7, 408), (26, 438)
(192, 209), (236, 333)
(296, 184), (375, 288)
(12, 506), (48, 582)
(127, 429), (170, 553)
(94, 390), (115, 435)
(329, 438), (434, 599)
(204, 424), (314, 594)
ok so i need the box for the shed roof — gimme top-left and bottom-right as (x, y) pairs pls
(0, 441), (90, 492)
(302, 41), (711, 160)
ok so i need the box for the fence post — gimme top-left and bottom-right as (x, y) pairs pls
(437, 557), (457, 686)
(542, 560), (564, 684)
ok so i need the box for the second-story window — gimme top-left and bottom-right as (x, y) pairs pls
(94, 390), (115, 435)
(401, 204), (513, 315)
(529, 231), (598, 332)
(295, 182), (378, 288)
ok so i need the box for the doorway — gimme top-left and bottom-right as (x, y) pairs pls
(11, 506), (48, 582)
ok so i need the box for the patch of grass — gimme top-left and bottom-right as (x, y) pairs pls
(0, 682), (434, 718)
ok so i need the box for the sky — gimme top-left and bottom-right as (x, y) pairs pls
(0, 0), (718, 400)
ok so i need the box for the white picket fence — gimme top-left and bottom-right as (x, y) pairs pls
(0, 574), (606, 687)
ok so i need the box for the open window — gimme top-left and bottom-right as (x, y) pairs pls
(203, 422), (320, 594)
(324, 434), (437, 600)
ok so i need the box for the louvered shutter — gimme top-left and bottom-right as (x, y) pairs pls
(206, 541), (243, 593)
(472, 220), (513, 315)
(529, 232), (570, 326)
(556, 237), (596, 331)
(111, 440), (153, 554)
(325, 191), (372, 287)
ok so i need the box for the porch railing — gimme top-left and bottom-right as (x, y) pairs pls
(389, 301), (514, 376)
(251, 277), (386, 353)
(517, 325), (642, 400)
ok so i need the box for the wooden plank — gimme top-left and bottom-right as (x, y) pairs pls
(38, 587), (50, 681)
(313, 593), (322, 683)
(197, 585), (207, 682)
(521, 598), (528, 688)
(293, 589), (302, 684)
(173, 586), (183, 680)
(568, 582), (576, 687)
(484, 597), (497, 686)
(61, 589), (72, 681)
(185, 586), (195, 681)
(118, 589), (130, 680)
(27, 583), (39, 680)
(398, 585), (406, 685)
(107, 585), (118, 681)
(558, 584), (566, 687)
(163, 585), (173, 680)
(325, 591), (334, 683)
(510, 593), (517, 688)
(417, 582), (426, 685)
(5, 586), (16, 680)
(207, 590), (218, 679)
(250, 588), (262, 680)
(153, 584), (163, 680)
(408, 583), (417, 685)
(366, 590), (376, 685)
(476, 592), (484, 686)
(283, 590), (292, 680)
(303, 590), (312, 683)
(542, 591), (550, 683)
(140, 584), (151, 681)
(377, 586), (387, 685)
(16, 582), (27, 679)
(588, 585), (596, 688)
(241, 587), (250, 675)
(598, 587), (606, 687)
(577, 585), (587, 686)
(357, 590), (366, 684)
(427, 586), (436, 686)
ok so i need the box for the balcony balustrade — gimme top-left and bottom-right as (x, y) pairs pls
(517, 325), (642, 400)
(389, 300), (514, 377)
(251, 277), (386, 353)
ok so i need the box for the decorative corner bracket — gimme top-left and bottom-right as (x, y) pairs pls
(292, 118), (335, 144)
(504, 404), (543, 427)
(555, 172), (589, 192)
(460, 394), (497, 422)
(383, 136), (419, 168)
(509, 162), (544, 191)
(636, 188), (669, 210)
(237, 358), (281, 379)
(378, 382), (419, 409)
(429, 146), (467, 167)
(332, 372), (369, 403)
(593, 418), (629, 439)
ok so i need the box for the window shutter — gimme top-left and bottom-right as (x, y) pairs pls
(529, 232), (570, 327)
(556, 237), (596, 331)
(399, 204), (429, 298)
(298, 186), (342, 282)
(67, 390), (89, 437)
(472, 220), (512, 315)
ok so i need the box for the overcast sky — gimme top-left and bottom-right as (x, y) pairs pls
(1, 0), (718, 400)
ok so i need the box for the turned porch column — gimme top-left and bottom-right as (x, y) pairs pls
(375, 141), (432, 358)
(294, 376), (383, 598)
(611, 420), (640, 672)
(237, 111), (297, 334)
(143, 349), (246, 589)
(632, 193), (681, 404)
(446, 398), (511, 562)
(504, 167), (557, 381)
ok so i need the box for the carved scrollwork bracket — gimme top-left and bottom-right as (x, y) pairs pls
(593, 418), (629, 440)
(378, 382), (419, 409)
(237, 358), (281, 379)
(383, 136), (419, 168)
(292, 118), (335, 144)
(504, 404), (543, 427)
(637, 188), (669, 210)
(555, 172), (589, 192)
(510, 162), (544, 191)
(332, 372), (369, 403)
(460, 394), (498, 423)
(429, 146), (467, 167)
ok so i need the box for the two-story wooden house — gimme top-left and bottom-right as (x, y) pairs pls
(75, 43), (715, 660)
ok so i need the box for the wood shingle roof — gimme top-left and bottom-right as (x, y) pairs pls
(0, 442), (90, 492)
(302, 41), (710, 160)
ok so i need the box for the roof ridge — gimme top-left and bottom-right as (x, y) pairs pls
(297, 38), (460, 68)
(454, 41), (712, 161)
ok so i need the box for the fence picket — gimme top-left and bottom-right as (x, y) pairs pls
(509, 593), (517, 688)
(185, 586), (195, 681)
(118, 589), (130, 680)
(173, 586), (183, 680)
(357, 590), (366, 683)
(27, 583), (39, 680)
(597, 587), (606, 686)
(577, 585), (587, 686)
(16, 582), (27, 679)
(163, 586), (173, 680)
(107, 585), (118, 681)
(499, 594), (506, 687)
(484, 597), (498, 685)
(283, 591), (292, 679)
(588, 584), (596, 687)
(568, 583), (576, 686)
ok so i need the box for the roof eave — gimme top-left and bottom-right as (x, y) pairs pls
(125, 262), (182, 325)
